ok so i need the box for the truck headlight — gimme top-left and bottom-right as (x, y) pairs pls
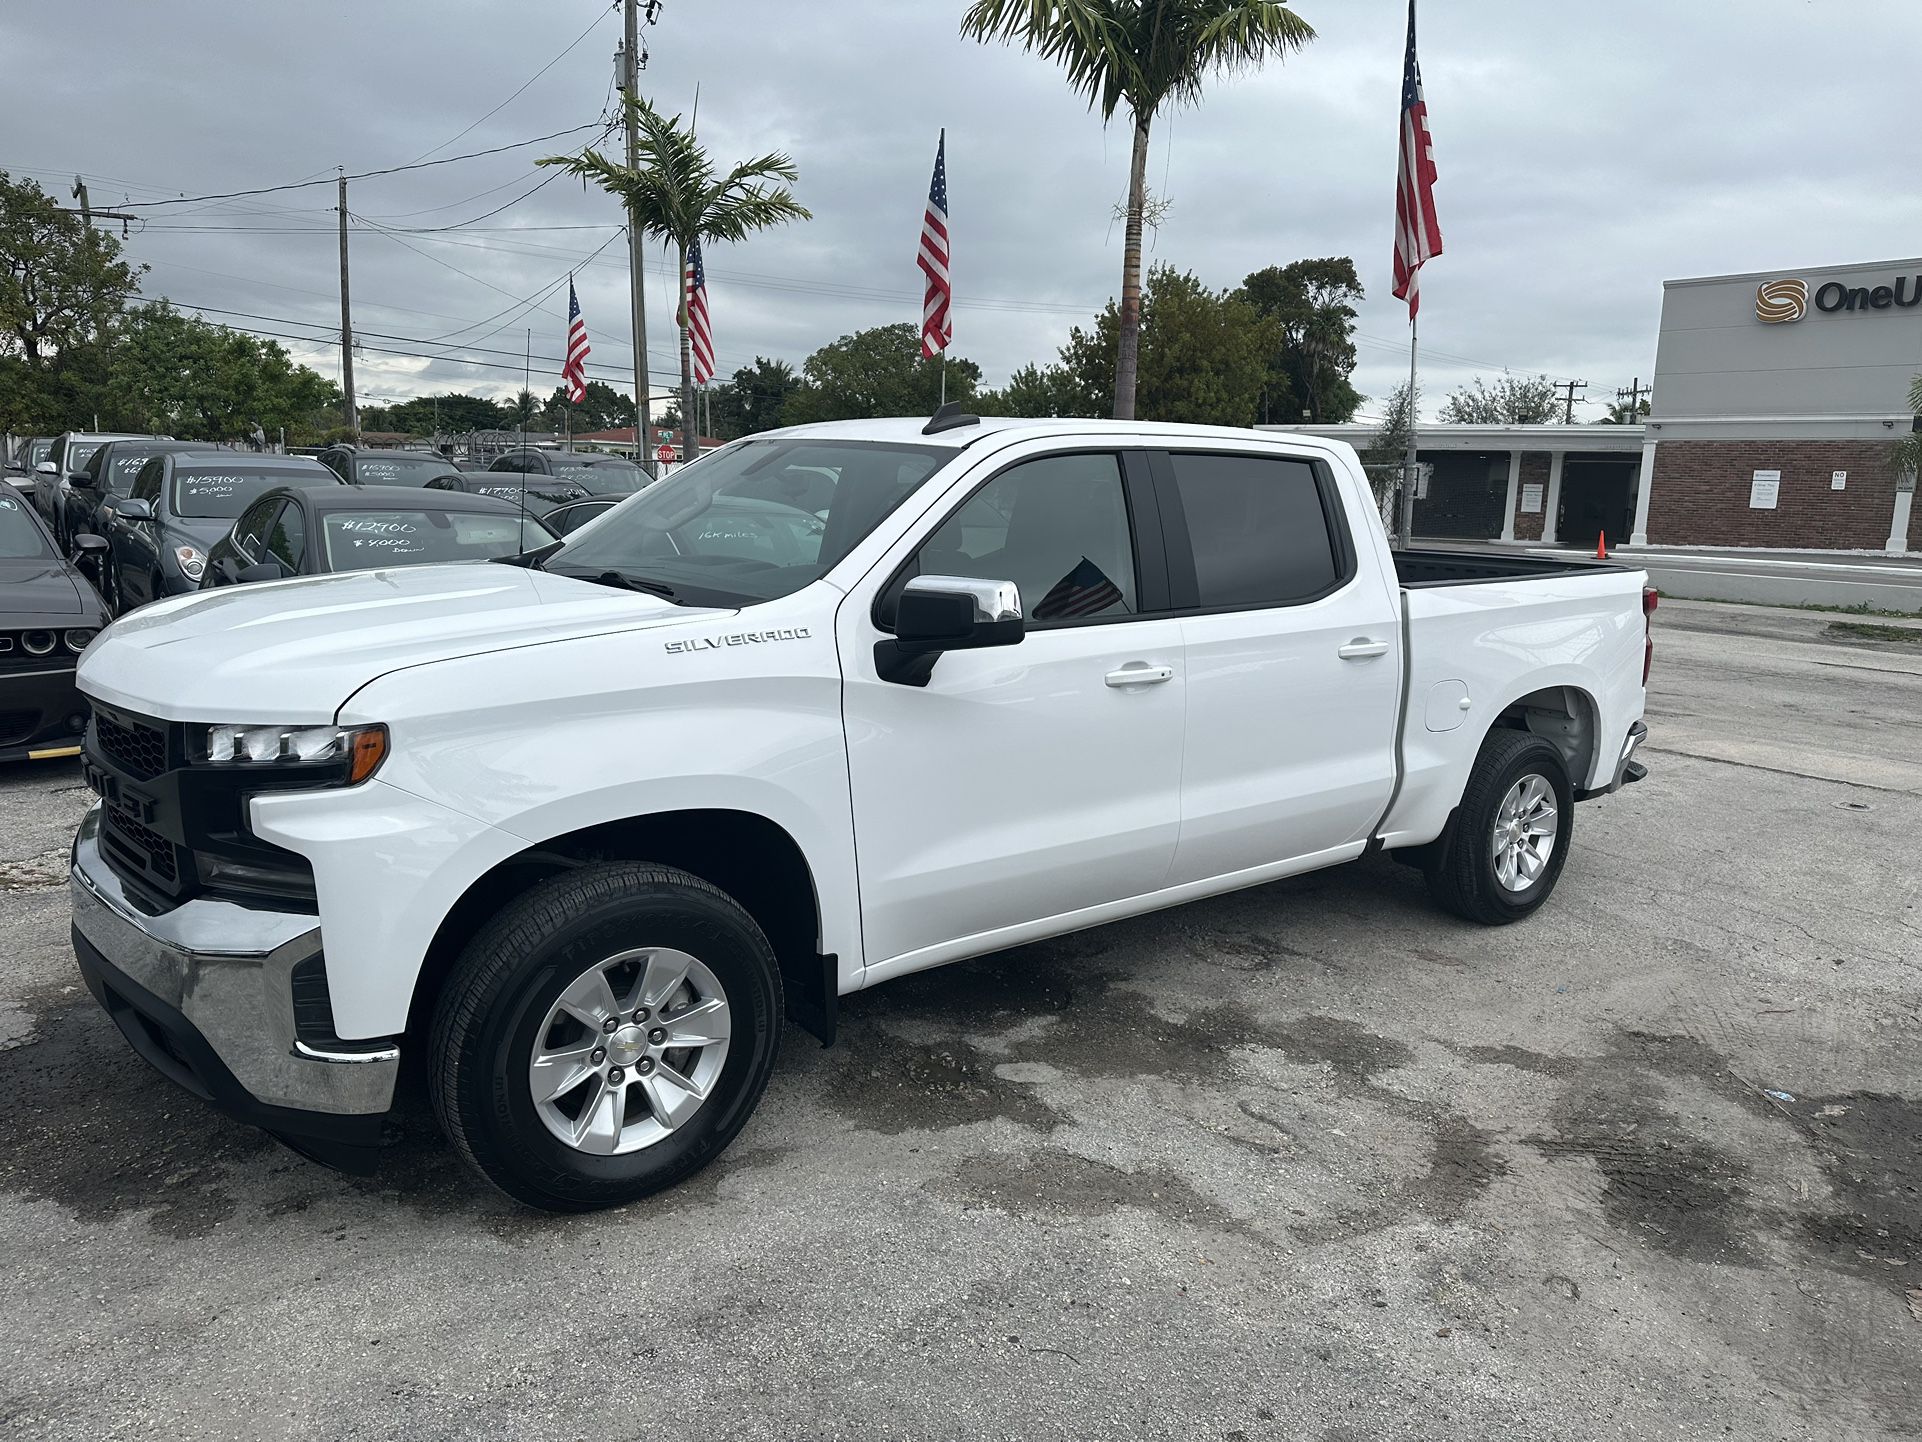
(192, 722), (388, 782)
(174, 545), (207, 581)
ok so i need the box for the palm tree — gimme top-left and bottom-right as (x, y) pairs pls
(541, 98), (809, 460)
(962, 0), (1314, 420)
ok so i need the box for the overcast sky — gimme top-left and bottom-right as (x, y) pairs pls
(6, 1), (1918, 421)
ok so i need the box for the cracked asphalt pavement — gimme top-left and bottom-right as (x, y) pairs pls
(1, 599), (1918, 1440)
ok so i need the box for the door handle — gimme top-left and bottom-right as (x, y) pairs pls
(1337, 638), (1392, 660)
(1105, 662), (1175, 688)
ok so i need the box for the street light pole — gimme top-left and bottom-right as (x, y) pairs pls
(621, 0), (653, 472)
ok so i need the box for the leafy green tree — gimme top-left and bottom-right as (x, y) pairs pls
(378, 392), (511, 435)
(1237, 257), (1363, 423)
(541, 97), (809, 461)
(0, 172), (143, 432)
(0, 172), (143, 367)
(102, 302), (338, 440)
(782, 323), (982, 425)
(961, 0), (1314, 420)
(537, 379), (635, 434)
(711, 356), (800, 439)
(1438, 374), (1561, 425)
(974, 361), (1096, 418)
(1029, 265), (1273, 425)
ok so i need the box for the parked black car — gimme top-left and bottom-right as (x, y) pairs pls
(537, 497), (622, 536)
(65, 439), (216, 551)
(0, 488), (108, 763)
(33, 431), (156, 549)
(96, 454), (342, 614)
(316, 445), (464, 487)
(422, 470), (590, 518)
(202, 485), (556, 587)
(5, 437), (53, 488)
(488, 449), (647, 496)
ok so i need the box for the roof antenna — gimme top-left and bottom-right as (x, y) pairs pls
(922, 401), (980, 435)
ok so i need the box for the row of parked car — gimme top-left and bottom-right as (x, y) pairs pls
(0, 434), (649, 763)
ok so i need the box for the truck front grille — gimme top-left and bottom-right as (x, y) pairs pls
(101, 802), (180, 888)
(94, 709), (168, 780)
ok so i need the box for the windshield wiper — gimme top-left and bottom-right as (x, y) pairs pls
(563, 567), (680, 602)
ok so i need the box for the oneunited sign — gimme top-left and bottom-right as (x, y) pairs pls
(1757, 272), (1922, 322)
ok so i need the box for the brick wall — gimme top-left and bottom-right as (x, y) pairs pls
(1647, 439), (1909, 549)
(1510, 453), (1552, 542)
(1413, 452), (1507, 539)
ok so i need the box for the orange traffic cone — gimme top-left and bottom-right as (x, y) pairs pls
(1595, 531), (1609, 559)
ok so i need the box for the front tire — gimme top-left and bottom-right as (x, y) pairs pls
(1424, 729), (1573, 925)
(429, 864), (783, 1212)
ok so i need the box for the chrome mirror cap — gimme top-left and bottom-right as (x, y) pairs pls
(906, 574), (1022, 624)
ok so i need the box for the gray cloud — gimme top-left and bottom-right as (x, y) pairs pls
(5, 0), (1917, 420)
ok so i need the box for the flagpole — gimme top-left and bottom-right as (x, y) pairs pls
(1398, 314), (1418, 548)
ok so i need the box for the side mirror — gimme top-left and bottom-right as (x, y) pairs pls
(67, 470), (95, 489)
(35, 461), (58, 475)
(115, 498), (153, 522)
(237, 560), (288, 583)
(875, 575), (1023, 686)
(72, 533), (108, 555)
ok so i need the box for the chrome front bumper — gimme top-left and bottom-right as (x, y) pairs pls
(69, 804), (398, 1131)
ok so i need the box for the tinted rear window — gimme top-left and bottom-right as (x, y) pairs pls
(172, 467), (330, 518)
(1166, 453), (1341, 608)
(320, 510), (550, 570)
(354, 455), (458, 486)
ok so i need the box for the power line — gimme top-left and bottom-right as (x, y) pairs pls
(400, 0), (616, 167)
(112, 123), (607, 210)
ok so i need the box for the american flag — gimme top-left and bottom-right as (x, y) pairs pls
(685, 239), (714, 385)
(1033, 557), (1123, 621)
(917, 130), (952, 358)
(1391, 0), (1442, 319)
(562, 280), (591, 403)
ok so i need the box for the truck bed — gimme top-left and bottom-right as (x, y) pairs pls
(1394, 547), (1629, 589)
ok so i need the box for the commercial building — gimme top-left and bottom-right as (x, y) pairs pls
(1269, 257), (1921, 554)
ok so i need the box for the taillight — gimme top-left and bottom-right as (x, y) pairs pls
(1642, 587), (1658, 684)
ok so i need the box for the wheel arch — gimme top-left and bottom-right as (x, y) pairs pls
(1484, 681), (1601, 792)
(409, 807), (837, 1048)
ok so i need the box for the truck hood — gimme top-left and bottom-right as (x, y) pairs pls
(78, 563), (730, 724)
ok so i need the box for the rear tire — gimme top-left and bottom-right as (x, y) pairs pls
(429, 863), (783, 1212)
(1424, 729), (1573, 925)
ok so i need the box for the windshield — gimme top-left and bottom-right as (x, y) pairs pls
(322, 509), (554, 571)
(465, 478), (589, 512)
(173, 467), (326, 518)
(552, 460), (643, 495)
(27, 440), (52, 467)
(66, 442), (103, 473)
(355, 455), (459, 486)
(552, 438), (948, 606)
(0, 493), (53, 559)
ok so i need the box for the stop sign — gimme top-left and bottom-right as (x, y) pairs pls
(655, 444), (676, 464)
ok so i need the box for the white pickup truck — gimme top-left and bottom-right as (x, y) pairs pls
(69, 414), (1652, 1211)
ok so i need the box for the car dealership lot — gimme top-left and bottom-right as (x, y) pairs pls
(1, 601), (1917, 1441)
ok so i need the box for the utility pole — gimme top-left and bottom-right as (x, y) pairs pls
(619, 0), (654, 473)
(71, 177), (92, 227)
(337, 170), (359, 440)
(1555, 378), (1587, 425)
(1615, 376), (1651, 423)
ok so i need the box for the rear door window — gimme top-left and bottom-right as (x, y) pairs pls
(1162, 453), (1343, 609)
(266, 502), (306, 570)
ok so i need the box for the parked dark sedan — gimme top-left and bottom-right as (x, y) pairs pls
(423, 470), (590, 518)
(65, 439), (216, 550)
(538, 497), (622, 536)
(96, 453), (342, 615)
(201, 485), (556, 587)
(0, 488), (108, 763)
(488, 449), (646, 496)
(316, 444), (464, 487)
